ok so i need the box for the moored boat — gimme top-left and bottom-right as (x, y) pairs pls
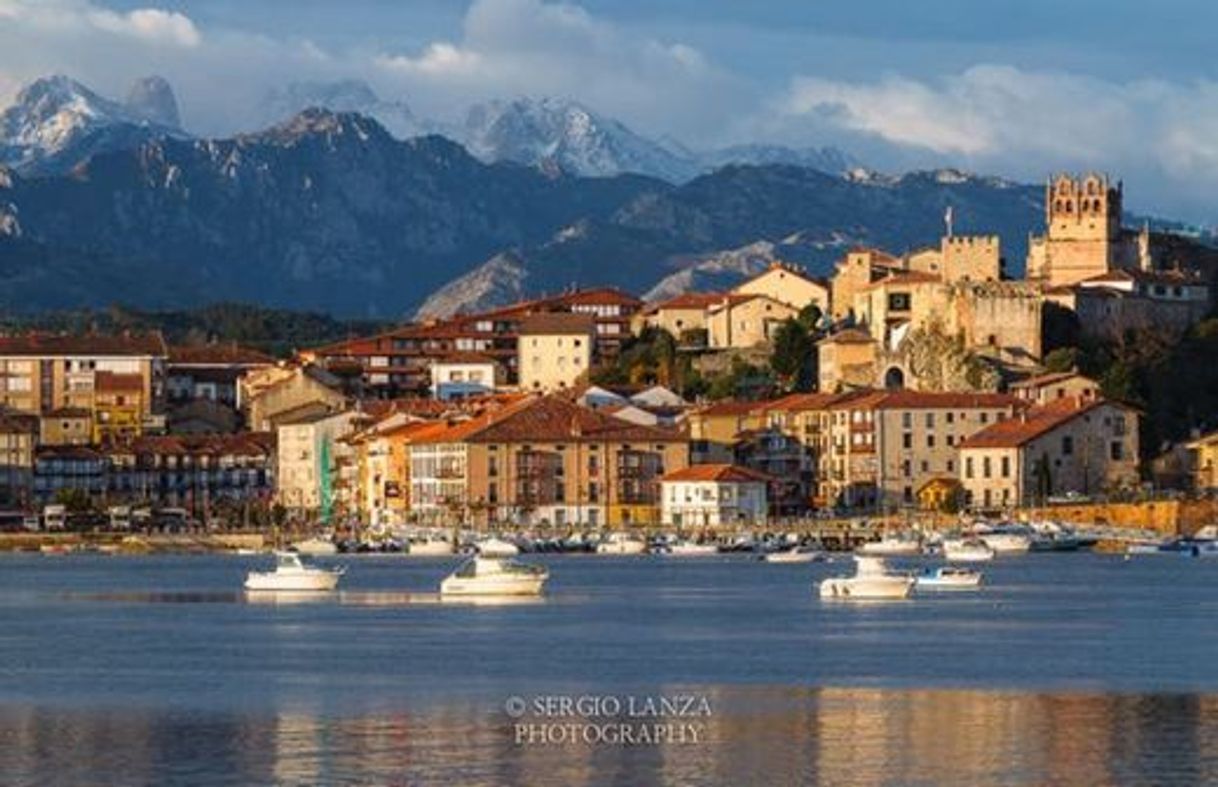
(244, 552), (344, 591)
(662, 540), (719, 556)
(476, 537), (520, 557)
(916, 566), (983, 589)
(819, 556), (915, 600)
(596, 532), (648, 555)
(942, 537), (996, 562)
(291, 537), (338, 556)
(856, 533), (923, 557)
(439, 557), (548, 596)
(763, 546), (828, 563)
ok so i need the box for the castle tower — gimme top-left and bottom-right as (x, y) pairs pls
(1028, 173), (1124, 287)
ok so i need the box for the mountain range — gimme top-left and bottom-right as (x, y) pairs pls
(0, 73), (1205, 320)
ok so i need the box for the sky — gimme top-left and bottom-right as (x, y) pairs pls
(2, 0), (1218, 222)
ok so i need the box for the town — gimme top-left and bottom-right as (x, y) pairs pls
(0, 173), (1215, 541)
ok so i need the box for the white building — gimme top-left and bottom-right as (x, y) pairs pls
(275, 410), (360, 516)
(660, 464), (770, 528)
(430, 353), (503, 401)
(517, 313), (595, 392)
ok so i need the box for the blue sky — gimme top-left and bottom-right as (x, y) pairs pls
(2, 0), (1218, 221)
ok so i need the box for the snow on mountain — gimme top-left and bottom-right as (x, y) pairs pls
(699, 144), (856, 175)
(461, 97), (700, 182)
(261, 80), (425, 140)
(0, 74), (185, 175)
(414, 251), (531, 320)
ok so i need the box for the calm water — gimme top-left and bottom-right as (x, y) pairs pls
(1, 552), (1217, 785)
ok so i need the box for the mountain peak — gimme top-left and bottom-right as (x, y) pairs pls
(261, 80), (420, 140)
(125, 75), (181, 129)
(257, 107), (393, 145)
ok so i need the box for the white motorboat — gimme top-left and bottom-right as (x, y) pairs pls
(596, 532), (648, 555)
(763, 546), (828, 563)
(976, 526), (1032, 554)
(408, 536), (455, 556)
(856, 534), (923, 557)
(476, 537), (520, 557)
(439, 557), (548, 596)
(819, 556), (915, 600)
(942, 537), (996, 562)
(916, 566), (983, 589)
(291, 537), (338, 556)
(663, 540), (719, 556)
(244, 552), (344, 591)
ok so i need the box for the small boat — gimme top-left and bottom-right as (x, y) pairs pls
(662, 540), (719, 557)
(476, 537), (520, 557)
(942, 537), (996, 562)
(916, 566), (983, 589)
(819, 556), (915, 600)
(763, 546), (828, 563)
(596, 532), (648, 555)
(978, 530), (1032, 555)
(291, 537), (338, 556)
(244, 552), (344, 591)
(1190, 541), (1218, 558)
(856, 534), (923, 557)
(407, 536), (455, 556)
(439, 557), (549, 596)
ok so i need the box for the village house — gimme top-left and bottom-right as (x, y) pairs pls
(732, 262), (830, 313)
(0, 412), (38, 507)
(1009, 371), (1100, 406)
(517, 312), (595, 392)
(275, 409), (362, 520)
(706, 293), (799, 349)
(659, 464), (770, 528)
(242, 364), (349, 432)
(1187, 430), (1218, 494)
(959, 396), (1140, 508)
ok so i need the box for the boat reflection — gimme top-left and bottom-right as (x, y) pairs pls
(3, 688), (1217, 785)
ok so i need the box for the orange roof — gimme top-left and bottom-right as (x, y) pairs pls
(660, 464), (772, 483)
(761, 392), (854, 413)
(651, 292), (727, 311)
(961, 397), (1131, 449)
(465, 396), (683, 443)
(1009, 370), (1094, 390)
(169, 343), (275, 366)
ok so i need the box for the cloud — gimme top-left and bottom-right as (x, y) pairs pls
(88, 8), (201, 48)
(373, 0), (740, 138)
(774, 64), (1218, 218)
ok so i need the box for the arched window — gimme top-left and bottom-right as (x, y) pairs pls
(883, 367), (905, 390)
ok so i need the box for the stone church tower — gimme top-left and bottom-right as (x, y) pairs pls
(1026, 173), (1132, 287)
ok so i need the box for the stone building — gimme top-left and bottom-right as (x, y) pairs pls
(958, 396), (1139, 508)
(706, 294), (798, 349)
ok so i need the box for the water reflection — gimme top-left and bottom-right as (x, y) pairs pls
(60, 590), (547, 608)
(5, 688), (1217, 785)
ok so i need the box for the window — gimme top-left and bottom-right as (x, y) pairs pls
(980, 413), (989, 424)
(926, 435), (935, 448)
(901, 412), (912, 429)
(902, 433), (912, 449)
(1111, 441), (1124, 461)
(925, 413), (934, 428)
(983, 457), (992, 478)
(488, 456), (498, 477)
(1062, 435), (1074, 456)
(1001, 456), (1010, 478)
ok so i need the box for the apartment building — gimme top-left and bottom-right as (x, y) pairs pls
(819, 390), (1024, 510)
(409, 396), (688, 528)
(275, 410), (361, 518)
(517, 313), (595, 392)
(660, 464), (770, 528)
(0, 333), (167, 431)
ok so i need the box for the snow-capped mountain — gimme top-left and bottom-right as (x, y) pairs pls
(261, 80), (425, 140)
(700, 144), (856, 175)
(461, 97), (701, 182)
(0, 74), (186, 175)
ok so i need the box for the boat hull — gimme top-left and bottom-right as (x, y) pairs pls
(408, 541), (455, 556)
(244, 572), (341, 591)
(819, 577), (914, 600)
(763, 551), (823, 564)
(439, 576), (547, 596)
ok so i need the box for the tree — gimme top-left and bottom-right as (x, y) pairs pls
(770, 318), (815, 392)
(797, 303), (824, 332)
(1042, 347), (1079, 373)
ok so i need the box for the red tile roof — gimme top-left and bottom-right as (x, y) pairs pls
(517, 312), (596, 336)
(1009, 371), (1094, 390)
(450, 396), (684, 444)
(660, 463), (771, 483)
(648, 292), (728, 311)
(862, 271), (942, 290)
(828, 390), (1022, 411)
(0, 332), (166, 357)
(960, 397), (1129, 449)
(169, 343), (276, 366)
(94, 371), (144, 393)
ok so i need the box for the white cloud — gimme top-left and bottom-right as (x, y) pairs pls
(373, 0), (740, 138)
(88, 8), (201, 48)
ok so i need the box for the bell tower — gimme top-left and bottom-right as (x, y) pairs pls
(1035, 173), (1123, 286)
